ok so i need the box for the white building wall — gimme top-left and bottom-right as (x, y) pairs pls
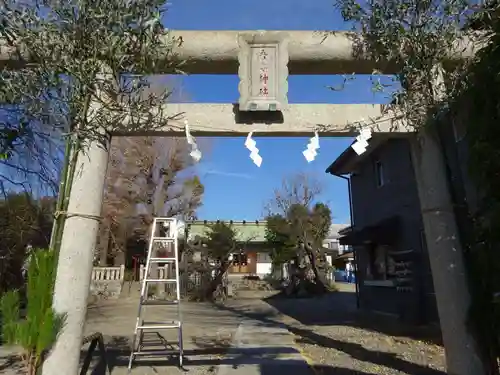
(256, 252), (272, 277)
(323, 224), (351, 254)
(326, 255), (333, 266)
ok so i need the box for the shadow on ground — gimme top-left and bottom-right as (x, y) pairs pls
(289, 326), (445, 375)
(208, 292), (445, 375)
(0, 354), (22, 373)
(264, 290), (443, 346)
(78, 333), (231, 374)
(259, 362), (382, 375)
(77, 335), (379, 375)
(2, 289), (443, 375)
(0, 347), (428, 375)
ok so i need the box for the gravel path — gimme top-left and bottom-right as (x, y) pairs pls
(293, 324), (445, 374)
(264, 284), (446, 375)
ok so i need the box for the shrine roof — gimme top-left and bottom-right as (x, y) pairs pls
(185, 220), (267, 243)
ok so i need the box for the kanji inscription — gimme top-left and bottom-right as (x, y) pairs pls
(237, 32), (289, 111)
(250, 46), (276, 99)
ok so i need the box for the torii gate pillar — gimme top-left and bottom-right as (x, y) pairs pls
(42, 138), (110, 375)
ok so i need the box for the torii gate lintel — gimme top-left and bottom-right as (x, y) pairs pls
(111, 103), (408, 137)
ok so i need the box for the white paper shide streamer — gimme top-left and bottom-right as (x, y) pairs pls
(184, 120), (202, 162)
(351, 128), (372, 156)
(303, 131), (320, 162)
(245, 132), (262, 167)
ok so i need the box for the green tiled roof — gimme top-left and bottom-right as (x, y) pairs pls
(185, 220), (267, 243)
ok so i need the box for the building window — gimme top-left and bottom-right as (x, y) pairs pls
(365, 244), (396, 281)
(338, 244), (350, 254)
(323, 240), (339, 251)
(375, 160), (384, 187)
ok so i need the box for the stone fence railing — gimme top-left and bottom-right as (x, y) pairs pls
(89, 264), (225, 299)
(89, 264), (190, 282)
(91, 265), (126, 281)
(90, 265), (126, 299)
(138, 264), (176, 281)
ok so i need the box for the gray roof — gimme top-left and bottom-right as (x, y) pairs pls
(325, 224), (350, 240)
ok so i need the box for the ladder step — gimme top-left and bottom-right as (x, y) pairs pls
(151, 237), (175, 241)
(150, 257), (176, 263)
(141, 299), (179, 306)
(144, 278), (177, 283)
(153, 218), (177, 223)
(132, 349), (179, 356)
(137, 323), (181, 330)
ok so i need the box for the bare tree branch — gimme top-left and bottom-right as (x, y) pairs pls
(264, 172), (323, 216)
(97, 136), (204, 264)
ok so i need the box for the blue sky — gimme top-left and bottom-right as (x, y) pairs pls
(163, 0), (393, 223)
(0, 0), (394, 224)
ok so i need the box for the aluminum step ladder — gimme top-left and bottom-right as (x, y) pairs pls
(128, 217), (183, 371)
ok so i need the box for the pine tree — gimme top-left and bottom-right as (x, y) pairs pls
(1, 249), (65, 375)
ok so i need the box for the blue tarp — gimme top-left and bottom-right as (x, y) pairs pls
(334, 270), (356, 283)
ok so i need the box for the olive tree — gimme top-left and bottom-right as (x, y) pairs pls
(264, 173), (333, 296)
(1, 0), (186, 373)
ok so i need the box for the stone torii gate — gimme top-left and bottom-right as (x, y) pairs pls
(1, 30), (481, 375)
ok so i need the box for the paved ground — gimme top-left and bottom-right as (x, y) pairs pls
(1, 283), (446, 375)
(0, 291), (313, 375)
(83, 296), (312, 375)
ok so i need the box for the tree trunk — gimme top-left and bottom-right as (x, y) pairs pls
(304, 244), (328, 293)
(205, 262), (230, 300)
(285, 262), (300, 296)
(98, 227), (111, 266)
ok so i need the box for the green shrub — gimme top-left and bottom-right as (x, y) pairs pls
(124, 269), (135, 282)
(0, 249), (65, 375)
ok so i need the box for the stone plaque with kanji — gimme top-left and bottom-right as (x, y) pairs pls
(238, 32), (289, 111)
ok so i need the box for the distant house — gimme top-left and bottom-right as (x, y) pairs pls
(322, 224), (351, 276)
(326, 136), (439, 325)
(322, 224), (351, 256)
(332, 244), (355, 282)
(184, 220), (272, 278)
(333, 250), (354, 269)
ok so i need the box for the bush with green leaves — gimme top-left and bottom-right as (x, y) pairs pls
(0, 249), (65, 375)
(0, 193), (55, 294)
